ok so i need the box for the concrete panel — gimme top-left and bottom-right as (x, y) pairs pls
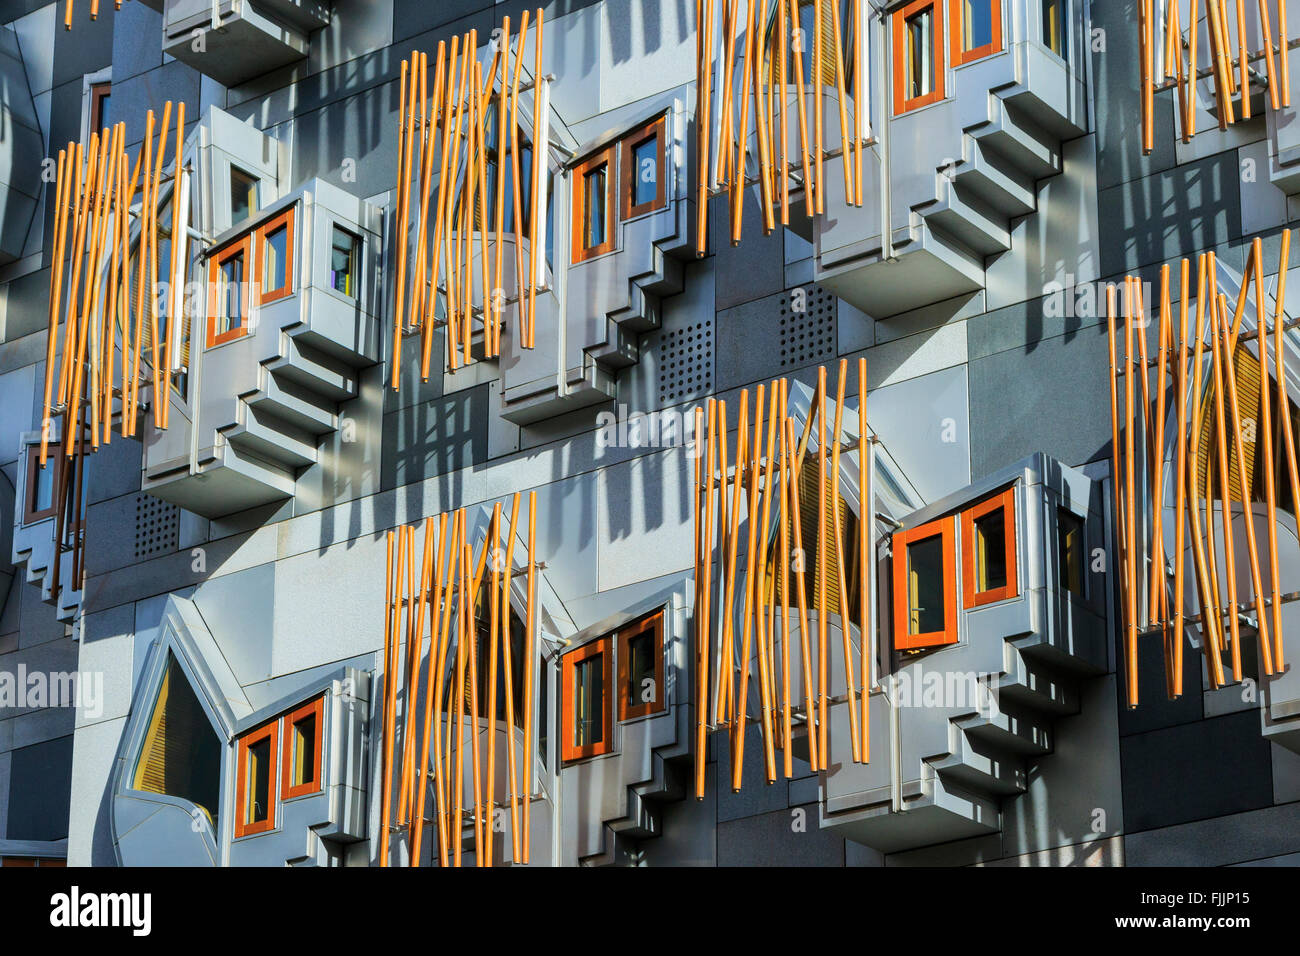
(1124, 801), (1300, 866)
(717, 802), (845, 866)
(5, 733), (72, 841)
(866, 365), (970, 505)
(65, 714), (123, 866)
(598, 0), (695, 115)
(597, 447), (692, 592)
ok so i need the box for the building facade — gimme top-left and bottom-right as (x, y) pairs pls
(0, 0), (1298, 867)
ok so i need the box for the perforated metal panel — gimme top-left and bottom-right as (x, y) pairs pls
(658, 319), (715, 405)
(778, 285), (837, 369)
(135, 495), (180, 561)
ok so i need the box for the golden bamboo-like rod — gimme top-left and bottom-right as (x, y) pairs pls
(1260, 0), (1282, 111)
(716, 0), (738, 185)
(1254, 242), (1283, 669)
(129, 115), (154, 432)
(1149, 266), (1171, 628)
(1123, 279), (1139, 706)
(412, 50), (439, 339)
(399, 523), (426, 826)
(522, 491), (537, 863)
(1218, 300), (1275, 675)
(853, 0), (864, 205)
(785, 415), (818, 772)
(730, 0), (756, 245)
(814, 0), (824, 212)
(475, 61), (493, 363)
(66, 131), (109, 459)
(527, 11), (544, 347)
(732, 383), (765, 789)
(1236, 0), (1251, 119)
(485, 504), (502, 864)
(829, 361), (861, 761)
(697, 401), (716, 798)
(755, 385), (779, 782)
(778, 385), (793, 778)
(424, 39), (457, 380)
(1282, 0), (1292, 107)
(1210, 293), (1243, 681)
(56, 141), (86, 415)
(815, 367), (829, 757)
(857, 356), (870, 757)
(1273, 230), (1296, 668)
(1172, 258), (1191, 694)
(751, 0), (775, 235)
(415, 512), (450, 867)
(507, 15), (530, 353)
(713, 399), (733, 725)
(491, 24), (511, 356)
(697, 0), (714, 255)
(1187, 0), (1199, 137)
(1140, 0), (1152, 153)
(777, 0), (790, 224)
(122, 141), (146, 437)
(41, 147), (70, 466)
(500, 493), (522, 861)
(1206, 0), (1235, 126)
(464, 533), (484, 866)
(160, 101), (184, 430)
(830, 0), (852, 203)
(720, 391), (749, 726)
(145, 102), (172, 430)
(452, 517), (467, 867)
(85, 124), (118, 449)
(379, 530), (398, 866)
(392, 58), (414, 389)
(103, 133), (127, 444)
(787, 0), (814, 217)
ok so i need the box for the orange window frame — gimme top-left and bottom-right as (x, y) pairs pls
(620, 115), (667, 221)
(561, 636), (613, 762)
(206, 235), (253, 348)
(571, 145), (617, 264)
(256, 207), (295, 305)
(23, 444), (59, 524)
(280, 695), (324, 801)
(892, 516), (958, 651)
(617, 610), (667, 721)
(892, 0), (946, 115)
(234, 722), (278, 838)
(948, 0), (1002, 67)
(89, 82), (111, 132)
(961, 486), (1019, 608)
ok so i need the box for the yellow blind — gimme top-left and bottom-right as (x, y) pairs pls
(770, 459), (859, 612)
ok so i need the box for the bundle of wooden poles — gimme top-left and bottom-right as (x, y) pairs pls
(695, 0), (869, 256)
(1107, 235), (1300, 707)
(37, 103), (185, 599)
(1141, 0), (1292, 151)
(692, 358), (873, 799)
(391, 10), (545, 385)
(379, 494), (540, 867)
(62, 0), (122, 30)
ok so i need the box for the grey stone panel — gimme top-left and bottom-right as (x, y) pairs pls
(967, 319), (1112, 479)
(1120, 710), (1274, 834)
(51, 0), (115, 89)
(1124, 801), (1300, 866)
(717, 802), (845, 866)
(110, 0), (164, 84)
(711, 190), (784, 311)
(715, 284), (837, 393)
(1115, 621), (1204, 737)
(380, 385), (489, 493)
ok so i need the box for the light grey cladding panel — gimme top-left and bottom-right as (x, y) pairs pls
(190, 562), (276, 686)
(380, 386), (489, 493)
(866, 364), (970, 505)
(596, 447), (692, 592)
(597, 0), (695, 115)
(715, 284), (837, 392)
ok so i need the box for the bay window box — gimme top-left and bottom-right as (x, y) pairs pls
(892, 516), (958, 650)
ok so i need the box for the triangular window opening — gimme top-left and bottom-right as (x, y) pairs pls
(440, 576), (528, 728)
(132, 653), (222, 826)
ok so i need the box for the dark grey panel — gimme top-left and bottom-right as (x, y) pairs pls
(6, 734), (73, 842)
(1120, 710), (1273, 834)
(967, 321), (1111, 479)
(711, 191), (784, 311)
(715, 285), (837, 392)
(1116, 624), (1204, 738)
(1, 267), (50, 343)
(111, 0), (164, 84)
(391, 0), (491, 43)
(1124, 801), (1300, 866)
(1096, 151), (1242, 279)
(717, 802), (846, 866)
(51, 2), (115, 89)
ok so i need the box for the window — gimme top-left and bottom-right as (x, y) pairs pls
(561, 636), (612, 762)
(23, 444), (59, 524)
(89, 82), (111, 132)
(230, 166), (259, 225)
(281, 696), (323, 800)
(329, 226), (360, 298)
(206, 237), (251, 347)
(0, 857), (65, 867)
(892, 0), (945, 114)
(961, 486), (1019, 607)
(1058, 508), (1085, 597)
(571, 145), (616, 264)
(256, 208), (294, 305)
(769, 464), (863, 612)
(617, 610), (666, 721)
(1042, 0), (1067, 59)
(132, 655), (221, 827)
(620, 116), (667, 220)
(235, 721), (277, 838)
(892, 517), (958, 650)
(950, 0), (1002, 66)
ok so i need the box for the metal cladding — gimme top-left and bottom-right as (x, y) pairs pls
(691, 358), (874, 797)
(37, 103), (184, 599)
(694, 0), (871, 256)
(391, 11), (547, 384)
(1138, 0), (1293, 149)
(378, 494), (540, 867)
(1106, 236), (1300, 707)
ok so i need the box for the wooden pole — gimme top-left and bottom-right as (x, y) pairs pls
(815, 366), (829, 756)
(857, 355), (870, 758)
(697, 400), (716, 797)
(1172, 258), (1191, 694)
(522, 491), (537, 862)
(829, 360), (861, 761)
(785, 416), (818, 772)
(501, 493), (522, 862)
(1210, 292), (1243, 681)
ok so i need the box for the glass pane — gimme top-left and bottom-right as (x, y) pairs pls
(1058, 510), (1084, 595)
(247, 737), (270, 824)
(230, 168), (258, 224)
(293, 714), (316, 787)
(905, 8), (933, 100)
(330, 226), (358, 297)
(974, 507), (1007, 592)
(907, 534), (945, 635)
(631, 137), (658, 209)
(218, 254), (243, 336)
(1042, 0), (1066, 58)
(133, 655), (221, 827)
(263, 225), (287, 294)
(575, 653), (604, 747)
(584, 164), (607, 249)
(962, 0), (994, 51)
(626, 630), (657, 708)
(32, 458), (54, 514)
